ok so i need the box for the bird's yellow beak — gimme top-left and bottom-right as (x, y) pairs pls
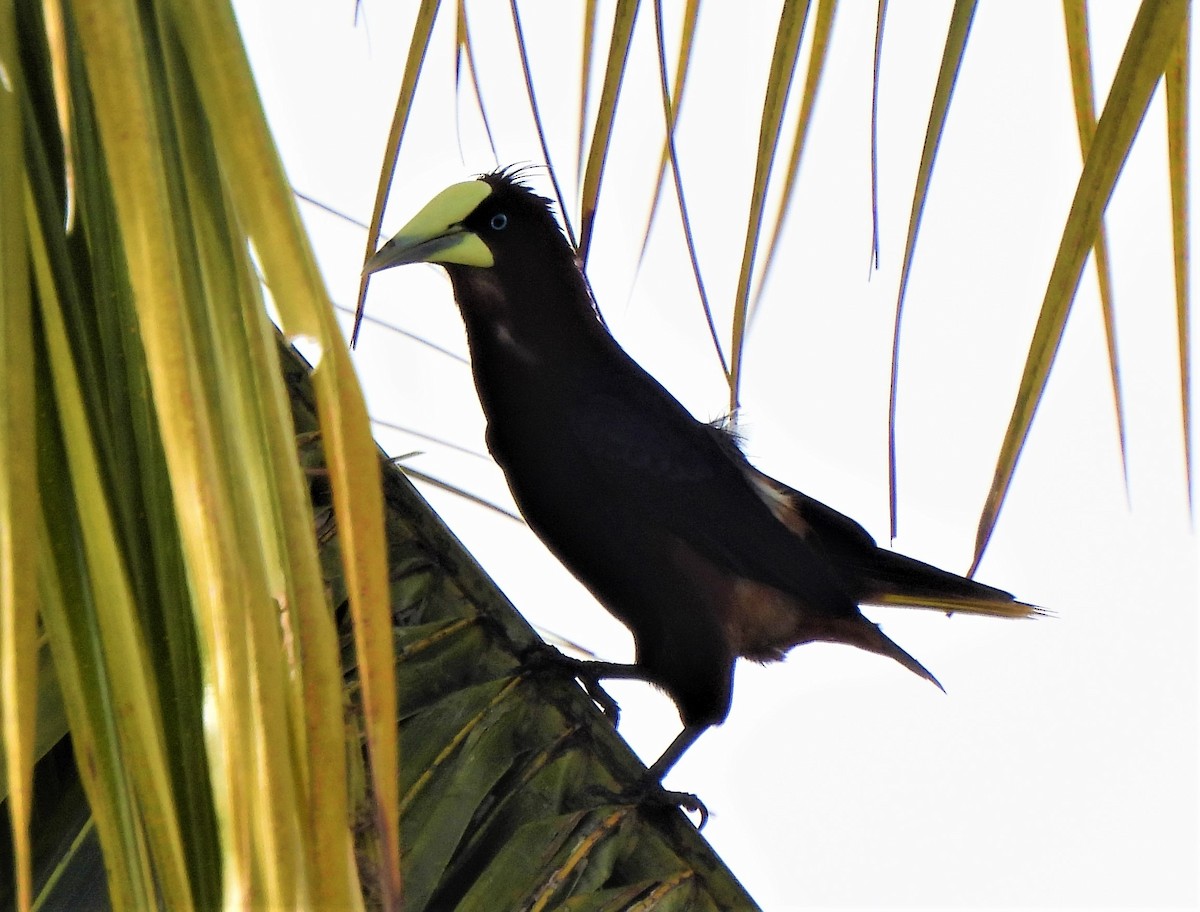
(363, 180), (496, 274)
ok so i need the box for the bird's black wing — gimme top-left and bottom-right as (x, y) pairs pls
(747, 468), (1025, 610)
(569, 382), (857, 618)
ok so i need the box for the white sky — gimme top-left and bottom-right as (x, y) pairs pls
(235, 2), (1197, 908)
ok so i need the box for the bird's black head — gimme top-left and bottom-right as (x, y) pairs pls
(364, 167), (600, 343)
(364, 167), (575, 279)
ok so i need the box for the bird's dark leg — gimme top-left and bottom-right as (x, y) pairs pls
(519, 645), (654, 724)
(645, 724), (706, 781)
(580, 723), (712, 828)
(635, 724), (711, 827)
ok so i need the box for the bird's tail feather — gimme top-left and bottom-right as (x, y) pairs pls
(872, 590), (1045, 617)
(832, 617), (945, 692)
(860, 550), (1045, 619)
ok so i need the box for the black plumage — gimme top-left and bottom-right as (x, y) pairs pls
(365, 168), (1037, 787)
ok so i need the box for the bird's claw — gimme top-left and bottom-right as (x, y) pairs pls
(582, 778), (709, 830)
(518, 644), (621, 724)
(582, 679), (621, 724)
(646, 784), (709, 829)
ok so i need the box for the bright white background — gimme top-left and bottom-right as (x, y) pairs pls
(234, 3), (1196, 909)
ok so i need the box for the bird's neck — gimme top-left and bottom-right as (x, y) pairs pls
(448, 266), (622, 421)
(452, 266), (615, 371)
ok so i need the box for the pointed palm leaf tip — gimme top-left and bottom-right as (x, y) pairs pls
(364, 180), (495, 273)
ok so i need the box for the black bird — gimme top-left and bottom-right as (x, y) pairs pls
(364, 168), (1037, 792)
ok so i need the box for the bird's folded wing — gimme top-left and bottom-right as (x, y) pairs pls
(570, 390), (857, 617)
(748, 465), (1038, 617)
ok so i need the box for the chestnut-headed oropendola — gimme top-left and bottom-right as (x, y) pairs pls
(364, 168), (1038, 811)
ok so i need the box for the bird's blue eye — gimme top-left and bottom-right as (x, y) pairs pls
(490, 213), (508, 231)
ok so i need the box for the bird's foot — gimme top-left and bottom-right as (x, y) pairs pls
(517, 644), (622, 724)
(584, 776), (709, 830)
(645, 783), (709, 830)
